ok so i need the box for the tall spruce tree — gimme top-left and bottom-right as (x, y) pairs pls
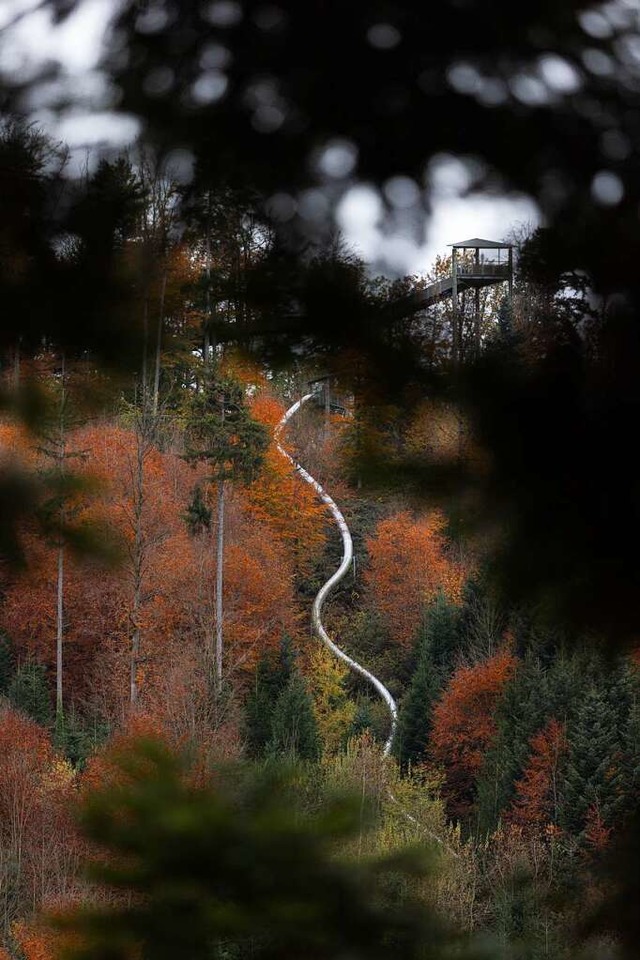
(7, 662), (53, 727)
(247, 636), (321, 763)
(474, 646), (583, 835)
(244, 637), (295, 758)
(184, 485), (212, 537)
(268, 671), (321, 762)
(559, 671), (631, 838)
(0, 632), (15, 694)
(394, 593), (460, 770)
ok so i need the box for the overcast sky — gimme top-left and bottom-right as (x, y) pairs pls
(0, 0), (541, 276)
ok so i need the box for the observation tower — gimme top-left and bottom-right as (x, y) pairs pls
(390, 237), (514, 359)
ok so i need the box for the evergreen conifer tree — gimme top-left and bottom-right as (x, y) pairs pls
(474, 646), (583, 835)
(393, 643), (439, 770)
(184, 484), (212, 536)
(0, 632), (15, 694)
(244, 636), (294, 758)
(7, 662), (53, 727)
(349, 701), (375, 739)
(496, 296), (515, 344)
(268, 672), (321, 762)
(394, 593), (460, 770)
(475, 657), (546, 834)
(559, 679), (628, 837)
(54, 707), (111, 769)
(424, 591), (460, 678)
(184, 373), (269, 485)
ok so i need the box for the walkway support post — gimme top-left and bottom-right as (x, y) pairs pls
(452, 246), (459, 364)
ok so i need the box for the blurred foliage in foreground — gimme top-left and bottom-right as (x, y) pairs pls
(52, 737), (450, 960)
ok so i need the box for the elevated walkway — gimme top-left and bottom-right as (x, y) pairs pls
(388, 261), (511, 318)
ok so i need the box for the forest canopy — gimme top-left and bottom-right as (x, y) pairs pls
(1, 0), (640, 641)
(2, 4), (640, 959)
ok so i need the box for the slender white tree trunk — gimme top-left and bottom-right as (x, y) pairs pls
(56, 354), (66, 720)
(152, 269), (167, 417)
(13, 342), (20, 389)
(56, 543), (64, 718)
(142, 293), (149, 384)
(204, 199), (212, 363)
(215, 478), (224, 690)
(130, 410), (147, 707)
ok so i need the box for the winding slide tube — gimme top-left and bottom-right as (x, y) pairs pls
(275, 393), (398, 755)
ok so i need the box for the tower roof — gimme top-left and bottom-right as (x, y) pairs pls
(449, 237), (512, 249)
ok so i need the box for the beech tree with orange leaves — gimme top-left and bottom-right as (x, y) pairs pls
(364, 510), (464, 648)
(429, 648), (517, 820)
(1, 419), (188, 712)
(509, 718), (567, 834)
(0, 706), (81, 937)
(1, 412), (303, 728)
(244, 392), (328, 571)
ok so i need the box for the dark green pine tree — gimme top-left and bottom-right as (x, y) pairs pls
(0, 632), (16, 694)
(394, 592), (460, 770)
(68, 156), (147, 259)
(349, 701), (375, 739)
(496, 296), (515, 344)
(268, 670), (321, 762)
(475, 656), (546, 835)
(183, 373), (269, 485)
(424, 591), (460, 678)
(244, 637), (295, 758)
(184, 485), (212, 536)
(7, 662), (53, 727)
(393, 643), (439, 771)
(618, 670), (640, 824)
(558, 679), (628, 838)
(54, 707), (111, 770)
(474, 645), (584, 836)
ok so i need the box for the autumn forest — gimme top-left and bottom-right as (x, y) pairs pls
(1, 102), (640, 960)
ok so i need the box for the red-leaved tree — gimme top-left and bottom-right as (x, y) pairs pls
(509, 718), (567, 835)
(429, 648), (517, 819)
(364, 510), (464, 647)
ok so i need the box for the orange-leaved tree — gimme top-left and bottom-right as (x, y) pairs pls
(11, 921), (57, 960)
(2, 418), (302, 723)
(0, 422), (199, 712)
(364, 510), (464, 647)
(429, 648), (517, 820)
(0, 706), (81, 937)
(243, 392), (328, 571)
(508, 718), (567, 835)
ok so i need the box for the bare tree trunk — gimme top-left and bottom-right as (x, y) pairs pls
(56, 354), (66, 720)
(13, 341), (20, 389)
(142, 294), (149, 397)
(215, 478), (225, 690)
(56, 544), (64, 718)
(130, 410), (147, 707)
(152, 269), (168, 418)
(204, 197), (225, 690)
(204, 195), (212, 363)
